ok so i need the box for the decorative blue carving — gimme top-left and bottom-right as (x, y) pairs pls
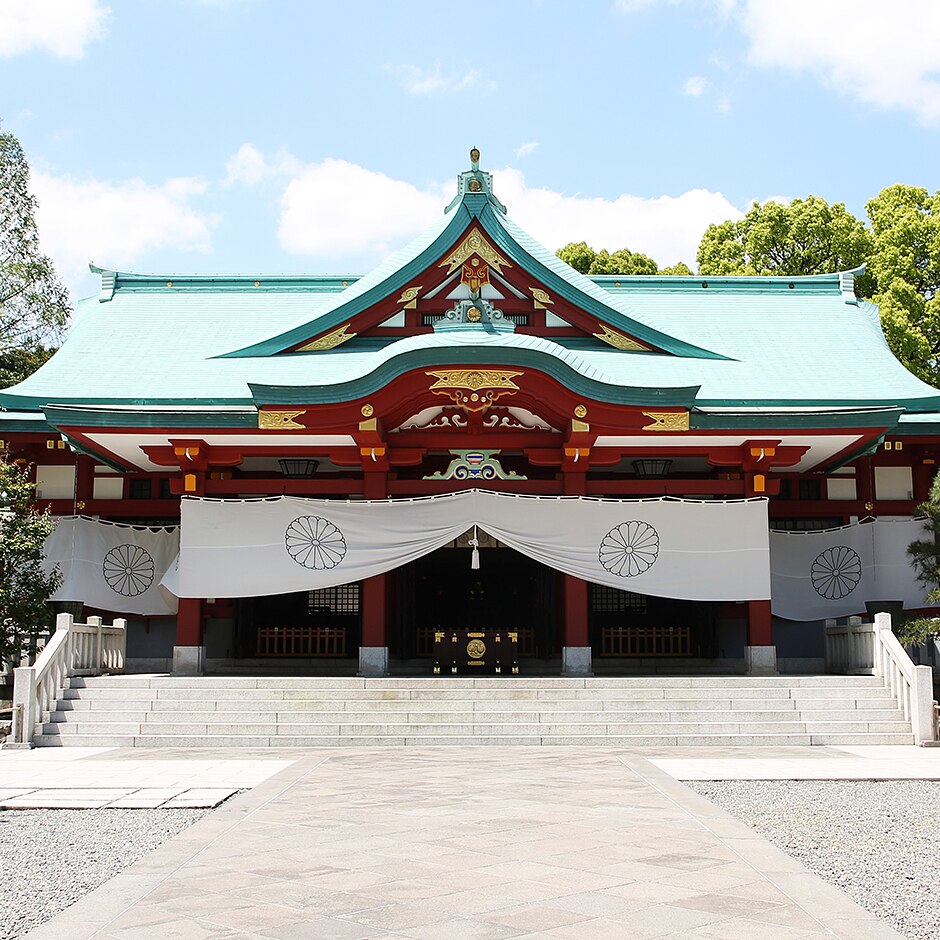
(423, 450), (527, 481)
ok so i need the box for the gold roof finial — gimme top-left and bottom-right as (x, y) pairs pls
(470, 147), (480, 170)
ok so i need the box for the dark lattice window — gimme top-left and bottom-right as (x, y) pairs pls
(129, 478), (151, 500)
(590, 585), (647, 614)
(307, 583), (360, 615)
(773, 479), (792, 500)
(159, 478), (173, 499)
(798, 479), (822, 500)
(770, 517), (843, 531)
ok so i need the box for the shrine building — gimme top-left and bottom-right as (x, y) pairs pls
(3, 149), (940, 679)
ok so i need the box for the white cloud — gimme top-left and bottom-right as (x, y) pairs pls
(223, 143), (301, 187)
(0, 0), (109, 59)
(278, 159), (447, 259)
(739, 0), (940, 124)
(683, 75), (708, 97)
(275, 155), (741, 268)
(495, 168), (742, 267)
(515, 141), (539, 158)
(385, 60), (495, 95)
(30, 172), (216, 288)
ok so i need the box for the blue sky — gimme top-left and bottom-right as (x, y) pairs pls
(2, 0), (939, 303)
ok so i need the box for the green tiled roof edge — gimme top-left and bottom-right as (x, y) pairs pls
(248, 345), (701, 407)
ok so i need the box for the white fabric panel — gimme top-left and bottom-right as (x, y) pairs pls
(874, 466), (913, 500)
(35, 465), (75, 500)
(173, 492), (771, 602)
(474, 492), (770, 601)
(770, 517), (934, 621)
(44, 517), (180, 615)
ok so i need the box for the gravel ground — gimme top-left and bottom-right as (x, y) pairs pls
(0, 808), (210, 940)
(688, 780), (940, 940)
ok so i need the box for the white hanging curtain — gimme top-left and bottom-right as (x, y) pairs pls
(44, 517), (180, 616)
(169, 491), (771, 602)
(769, 517), (935, 621)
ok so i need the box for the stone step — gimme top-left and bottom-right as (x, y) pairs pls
(73, 674), (885, 689)
(32, 731), (915, 748)
(62, 685), (896, 702)
(54, 695), (901, 713)
(48, 707), (909, 725)
(35, 674), (914, 749)
(44, 718), (915, 737)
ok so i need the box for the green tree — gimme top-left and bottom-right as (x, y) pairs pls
(696, 196), (874, 294)
(0, 460), (60, 665)
(0, 127), (69, 368)
(556, 241), (659, 276)
(0, 345), (55, 389)
(903, 472), (940, 645)
(659, 261), (694, 276)
(866, 185), (940, 386)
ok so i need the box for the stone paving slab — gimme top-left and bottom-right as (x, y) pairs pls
(652, 744), (940, 780)
(0, 786), (238, 809)
(21, 748), (901, 939)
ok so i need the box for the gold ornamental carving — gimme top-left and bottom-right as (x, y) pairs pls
(297, 322), (357, 352)
(466, 639), (486, 659)
(396, 286), (422, 309)
(593, 322), (651, 352)
(530, 287), (554, 309)
(258, 410), (306, 430)
(439, 227), (511, 275)
(360, 403), (374, 417)
(426, 369), (523, 413)
(642, 411), (690, 432)
(574, 404), (588, 418)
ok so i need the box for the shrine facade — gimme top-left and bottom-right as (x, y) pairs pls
(3, 150), (940, 677)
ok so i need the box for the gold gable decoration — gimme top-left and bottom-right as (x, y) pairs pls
(426, 369), (523, 413)
(593, 323), (652, 352)
(397, 286), (422, 309)
(530, 287), (553, 309)
(439, 228), (511, 275)
(642, 411), (690, 432)
(258, 410), (306, 430)
(296, 322), (357, 352)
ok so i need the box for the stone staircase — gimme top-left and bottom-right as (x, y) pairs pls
(32, 675), (916, 747)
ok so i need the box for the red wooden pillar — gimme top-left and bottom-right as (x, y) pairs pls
(361, 574), (388, 648)
(359, 467), (389, 675)
(173, 597), (204, 674)
(561, 575), (592, 674)
(745, 599), (776, 674)
(563, 576), (589, 648)
(75, 455), (94, 509)
(745, 600), (773, 646)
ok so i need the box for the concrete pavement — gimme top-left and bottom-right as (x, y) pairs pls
(7, 746), (916, 939)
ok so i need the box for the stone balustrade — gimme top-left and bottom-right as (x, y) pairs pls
(826, 613), (936, 745)
(5, 613), (126, 749)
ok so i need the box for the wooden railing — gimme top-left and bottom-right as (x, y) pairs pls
(256, 626), (346, 657)
(6, 613), (126, 749)
(601, 626), (690, 657)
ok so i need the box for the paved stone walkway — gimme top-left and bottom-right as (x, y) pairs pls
(21, 748), (900, 939)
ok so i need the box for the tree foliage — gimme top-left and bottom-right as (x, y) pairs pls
(0, 345), (55, 390)
(696, 196), (874, 293)
(556, 241), (660, 276)
(0, 460), (60, 664)
(0, 128), (69, 361)
(903, 471), (940, 645)
(866, 185), (940, 386)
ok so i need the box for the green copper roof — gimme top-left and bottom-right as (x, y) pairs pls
(3, 156), (940, 422)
